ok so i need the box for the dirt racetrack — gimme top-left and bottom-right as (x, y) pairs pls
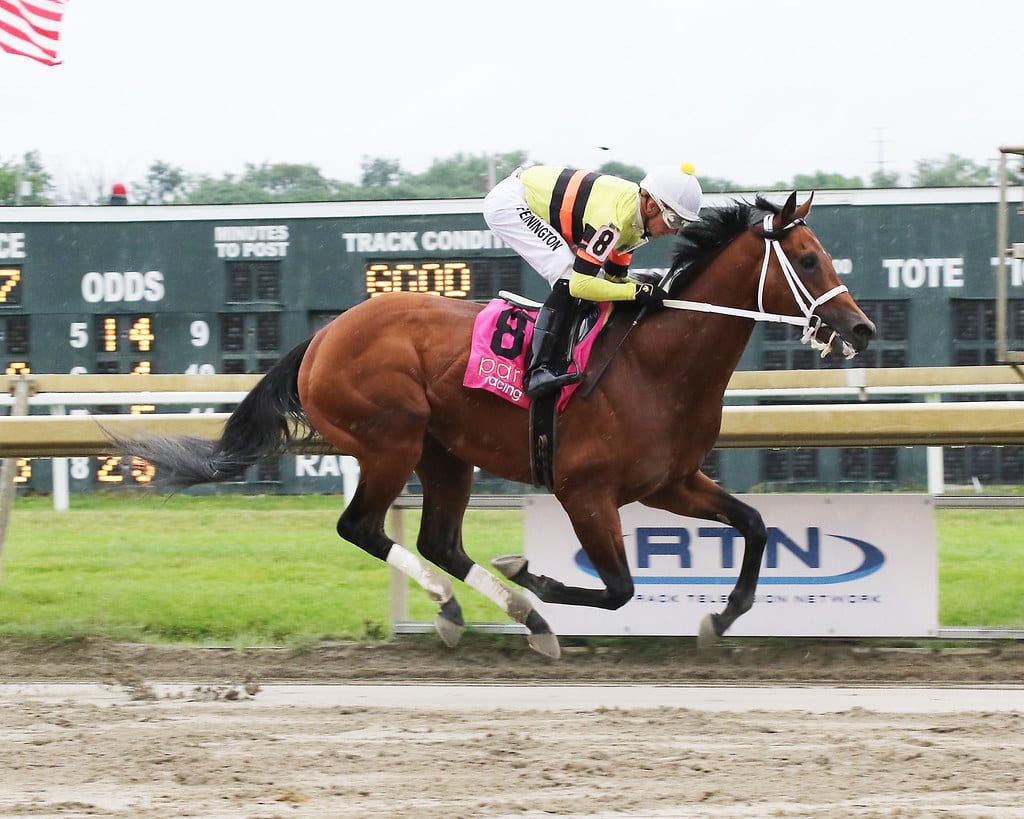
(1, 637), (1022, 818)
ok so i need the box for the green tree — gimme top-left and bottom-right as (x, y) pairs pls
(244, 162), (339, 199)
(0, 150), (52, 205)
(137, 160), (189, 204)
(186, 173), (274, 204)
(912, 153), (991, 187)
(407, 152), (491, 196)
(407, 151), (529, 197)
(698, 176), (743, 193)
(870, 168), (901, 187)
(596, 161), (646, 184)
(790, 171), (865, 190)
(185, 162), (353, 204)
(19, 147), (1024, 205)
(360, 157), (403, 188)
(0, 163), (18, 205)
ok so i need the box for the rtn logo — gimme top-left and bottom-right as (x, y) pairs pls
(573, 527), (885, 585)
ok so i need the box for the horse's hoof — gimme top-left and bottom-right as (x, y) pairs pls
(434, 597), (465, 648)
(527, 632), (561, 659)
(434, 613), (465, 648)
(491, 554), (528, 580)
(697, 613), (720, 651)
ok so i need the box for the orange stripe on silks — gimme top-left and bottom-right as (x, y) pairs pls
(559, 170), (589, 241)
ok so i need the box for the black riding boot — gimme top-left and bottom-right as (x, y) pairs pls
(523, 280), (585, 399)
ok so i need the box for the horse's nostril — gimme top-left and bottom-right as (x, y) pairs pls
(854, 322), (876, 341)
(848, 321), (876, 351)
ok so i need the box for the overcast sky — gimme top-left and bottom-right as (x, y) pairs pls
(5, 0), (1023, 196)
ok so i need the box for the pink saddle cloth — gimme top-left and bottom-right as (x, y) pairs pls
(463, 299), (612, 412)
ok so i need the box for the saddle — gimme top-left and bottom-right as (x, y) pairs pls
(463, 292), (612, 490)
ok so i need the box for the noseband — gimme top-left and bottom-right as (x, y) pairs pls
(662, 214), (857, 359)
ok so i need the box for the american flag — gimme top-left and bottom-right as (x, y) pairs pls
(0, 0), (68, 66)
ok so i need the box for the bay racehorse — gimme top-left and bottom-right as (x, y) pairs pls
(113, 192), (874, 658)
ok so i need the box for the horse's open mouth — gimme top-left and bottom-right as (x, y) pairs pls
(810, 315), (875, 358)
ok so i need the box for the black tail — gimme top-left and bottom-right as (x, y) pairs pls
(111, 337), (314, 488)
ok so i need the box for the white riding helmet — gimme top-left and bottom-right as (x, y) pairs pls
(640, 162), (704, 223)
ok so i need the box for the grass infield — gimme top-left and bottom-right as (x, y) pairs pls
(0, 494), (1020, 645)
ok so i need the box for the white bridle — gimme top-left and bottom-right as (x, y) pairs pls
(662, 214), (857, 359)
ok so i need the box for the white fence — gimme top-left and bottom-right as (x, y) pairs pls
(4, 366), (1024, 502)
(4, 367), (1024, 639)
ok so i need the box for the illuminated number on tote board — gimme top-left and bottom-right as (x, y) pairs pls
(96, 455), (155, 485)
(0, 268), (21, 304)
(93, 315), (155, 353)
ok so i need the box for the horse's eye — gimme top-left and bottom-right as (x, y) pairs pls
(799, 254), (818, 272)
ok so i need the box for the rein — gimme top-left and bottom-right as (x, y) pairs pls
(661, 215), (856, 359)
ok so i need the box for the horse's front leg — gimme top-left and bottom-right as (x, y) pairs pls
(493, 494), (634, 610)
(643, 470), (767, 647)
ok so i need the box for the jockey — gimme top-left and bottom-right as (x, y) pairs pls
(483, 162), (703, 398)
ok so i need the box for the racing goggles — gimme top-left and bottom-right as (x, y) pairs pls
(653, 198), (686, 232)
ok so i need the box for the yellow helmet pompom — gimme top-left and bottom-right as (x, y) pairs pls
(680, 162), (695, 175)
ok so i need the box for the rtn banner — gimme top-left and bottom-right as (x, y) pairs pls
(523, 494), (938, 637)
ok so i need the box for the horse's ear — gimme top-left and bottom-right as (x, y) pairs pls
(778, 191), (798, 225)
(794, 191), (814, 221)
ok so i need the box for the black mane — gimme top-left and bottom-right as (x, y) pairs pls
(666, 196), (781, 296)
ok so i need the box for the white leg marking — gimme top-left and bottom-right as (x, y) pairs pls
(386, 543), (453, 604)
(465, 564), (533, 623)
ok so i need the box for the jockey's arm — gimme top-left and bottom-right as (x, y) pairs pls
(567, 236), (642, 301)
(568, 270), (643, 301)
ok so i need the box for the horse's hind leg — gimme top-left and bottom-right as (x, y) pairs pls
(414, 436), (560, 658)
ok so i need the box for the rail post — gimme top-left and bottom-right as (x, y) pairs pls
(386, 501), (410, 626)
(0, 377), (33, 581)
(925, 392), (945, 495)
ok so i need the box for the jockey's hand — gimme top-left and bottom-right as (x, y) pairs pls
(633, 282), (669, 311)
